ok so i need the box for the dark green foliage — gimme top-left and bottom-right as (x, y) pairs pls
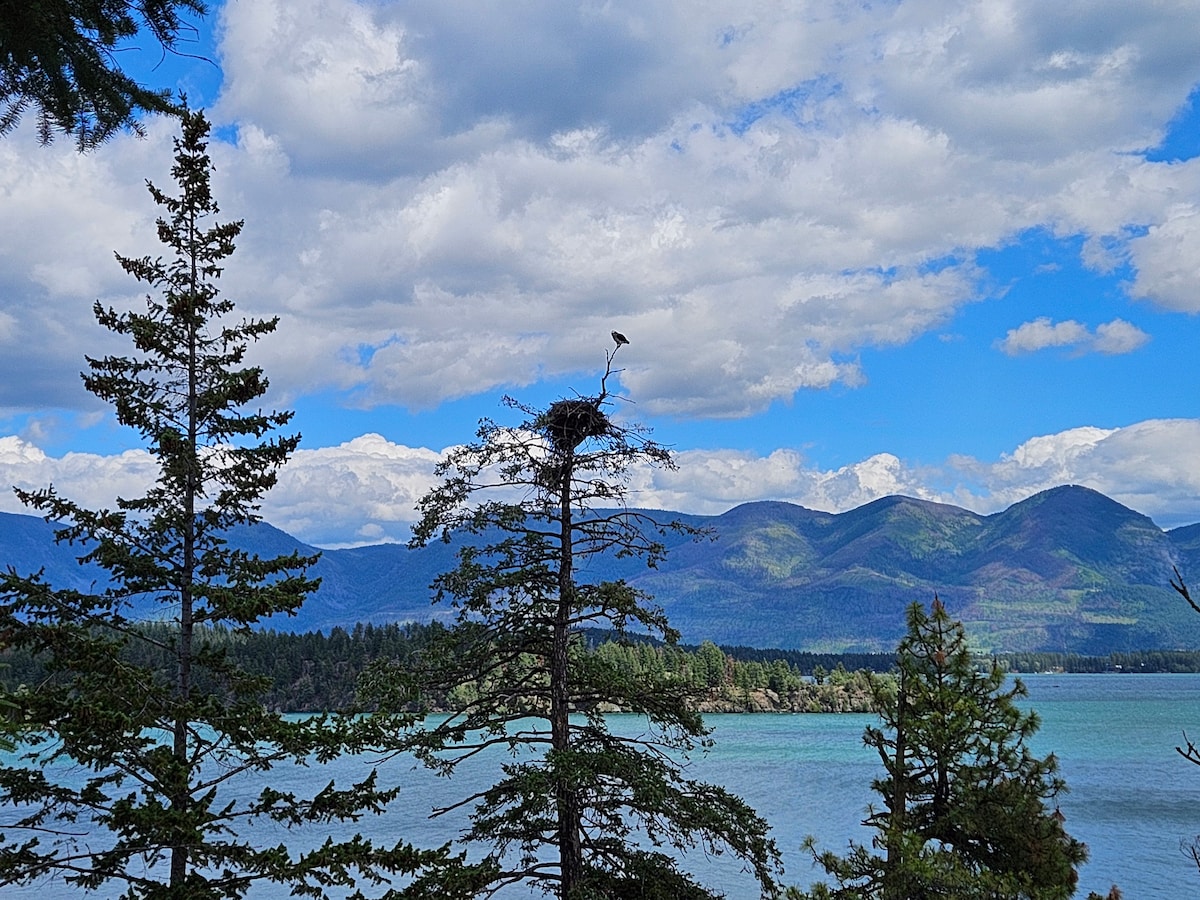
(0, 670), (15, 752)
(1, 0), (207, 148)
(591, 640), (880, 712)
(0, 620), (436, 712)
(695, 642), (896, 676)
(0, 110), (453, 897)
(798, 598), (1087, 900)
(1000, 648), (1200, 674)
(363, 357), (782, 898)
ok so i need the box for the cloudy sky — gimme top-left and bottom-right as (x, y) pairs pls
(2, 0), (1200, 547)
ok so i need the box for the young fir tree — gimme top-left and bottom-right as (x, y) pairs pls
(796, 598), (1087, 900)
(364, 349), (781, 899)
(0, 110), (456, 898)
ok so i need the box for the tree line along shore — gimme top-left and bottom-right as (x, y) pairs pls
(0, 621), (879, 714)
(4, 620), (1193, 716)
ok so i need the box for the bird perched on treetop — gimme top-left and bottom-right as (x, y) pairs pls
(611, 330), (630, 346)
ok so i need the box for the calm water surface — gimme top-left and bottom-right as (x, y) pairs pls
(6, 673), (1199, 897)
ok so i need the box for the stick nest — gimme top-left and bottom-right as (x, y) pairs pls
(541, 397), (610, 452)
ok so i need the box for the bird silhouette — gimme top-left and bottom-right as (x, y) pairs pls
(611, 330), (630, 346)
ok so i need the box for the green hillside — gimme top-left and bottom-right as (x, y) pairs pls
(629, 486), (1200, 652)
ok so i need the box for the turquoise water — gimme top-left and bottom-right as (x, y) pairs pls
(689, 673), (1200, 898)
(5, 674), (1200, 897)
(1016, 674), (1200, 898)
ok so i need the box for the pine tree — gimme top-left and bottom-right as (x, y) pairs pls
(0, 109), (454, 898)
(797, 598), (1087, 900)
(363, 352), (781, 899)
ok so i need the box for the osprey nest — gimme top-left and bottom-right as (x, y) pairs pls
(541, 397), (611, 452)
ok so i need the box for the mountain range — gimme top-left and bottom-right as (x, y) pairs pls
(3, 484), (1200, 654)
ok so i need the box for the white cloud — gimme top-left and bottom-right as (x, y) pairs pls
(1, 0), (1199, 419)
(0, 437), (159, 515)
(264, 434), (443, 547)
(948, 420), (1200, 527)
(999, 318), (1090, 354)
(1126, 208), (1200, 312)
(633, 448), (943, 516)
(216, 0), (441, 177)
(644, 420), (1200, 529)
(998, 317), (1149, 355)
(0, 433), (442, 548)
(1093, 318), (1152, 354)
(1, 419), (1197, 546)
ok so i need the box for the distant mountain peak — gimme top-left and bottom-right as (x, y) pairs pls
(1007, 483), (1150, 518)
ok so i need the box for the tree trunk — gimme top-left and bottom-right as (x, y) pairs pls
(552, 453), (582, 895)
(171, 216), (201, 888)
(885, 669), (907, 900)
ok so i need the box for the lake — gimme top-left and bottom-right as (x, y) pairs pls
(5, 673), (1199, 897)
(691, 673), (1200, 898)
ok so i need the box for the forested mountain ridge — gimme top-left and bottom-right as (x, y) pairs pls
(3, 484), (1198, 653)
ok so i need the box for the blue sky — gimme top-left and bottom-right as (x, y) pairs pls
(2, 0), (1200, 547)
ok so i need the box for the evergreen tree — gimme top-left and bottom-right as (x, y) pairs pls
(364, 351), (781, 899)
(0, 109), (454, 897)
(1, 0), (207, 148)
(797, 598), (1087, 900)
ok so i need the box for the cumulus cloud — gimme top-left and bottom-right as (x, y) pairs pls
(945, 421), (1200, 528)
(998, 318), (1090, 354)
(2, 419), (1197, 546)
(1126, 209), (1200, 312)
(998, 316), (1149, 355)
(1, 0), (1200, 420)
(0, 433), (443, 548)
(1093, 318), (1152, 354)
(0, 437), (159, 514)
(632, 448), (943, 516)
(265, 434), (443, 547)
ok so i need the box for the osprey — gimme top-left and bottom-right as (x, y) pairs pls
(611, 330), (630, 346)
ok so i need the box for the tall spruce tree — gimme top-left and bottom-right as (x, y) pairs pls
(0, 109), (453, 898)
(796, 598), (1087, 900)
(364, 351), (781, 899)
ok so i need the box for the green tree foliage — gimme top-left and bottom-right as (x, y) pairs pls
(364, 353), (781, 899)
(999, 648), (1200, 674)
(0, 669), (15, 752)
(1, 0), (207, 148)
(797, 598), (1087, 900)
(0, 620), (444, 713)
(0, 110), (453, 897)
